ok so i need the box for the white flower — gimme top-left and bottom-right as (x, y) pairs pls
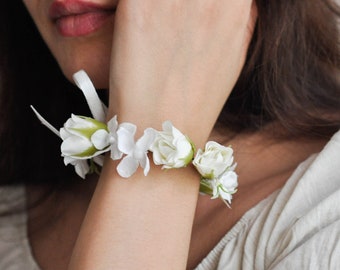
(30, 107), (93, 178)
(150, 121), (194, 169)
(90, 115), (123, 161)
(107, 116), (124, 160)
(31, 70), (239, 205)
(211, 170), (238, 204)
(60, 114), (110, 159)
(116, 123), (156, 178)
(63, 156), (90, 179)
(193, 141), (234, 179)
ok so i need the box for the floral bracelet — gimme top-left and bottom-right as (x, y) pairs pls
(31, 70), (238, 205)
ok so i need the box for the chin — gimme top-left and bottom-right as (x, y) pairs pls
(46, 30), (113, 90)
(59, 59), (110, 90)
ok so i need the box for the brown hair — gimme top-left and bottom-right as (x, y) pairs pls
(0, 1), (339, 186)
(220, 0), (340, 138)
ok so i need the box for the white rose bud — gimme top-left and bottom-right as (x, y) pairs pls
(150, 121), (195, 169)
(193, 141), (234, 179)
(211, 170), (238, 203)
(60, 114), (110, 159)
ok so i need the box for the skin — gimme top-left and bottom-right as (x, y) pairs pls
(23, 0), (117, 88)
(23, 0), (328, 269)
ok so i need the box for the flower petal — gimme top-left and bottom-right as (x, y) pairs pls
(110, 142), (123, 160)
(93, 155), (105, 167)
(63, 156), (89, 179)
(91, 129), (110, 150)
(117, 123), (137, 154)
(162, 120), (173, 132)
(63, 156), (75, 166)
(106, 115), (122, 160)
(136, 128), (156, 152)
(176, 139), (193, 159)
(142, 154), (150, 176)
(74, 160), (90, 179)
(107, 115), (119, 133)
(117, 156), (139, 178)
(69, 114), (96, 129)
(219, 171), (238, 191)
(30, 106), (60, 137)
(61, 136), (93, 156)
(60, 127), (73, 140)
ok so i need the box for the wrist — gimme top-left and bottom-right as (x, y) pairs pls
(31, 70), (238, 205)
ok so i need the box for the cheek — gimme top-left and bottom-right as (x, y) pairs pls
(22, 0), (52, 42)
(22, 0), (42, 25)
(22, 0), (33, 12)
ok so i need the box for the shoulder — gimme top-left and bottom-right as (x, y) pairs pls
(197, 130), (340, 270)
(264, 130), (340, 269)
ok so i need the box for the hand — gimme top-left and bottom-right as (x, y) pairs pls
(109, 0), (257, 146)
(69, 2), (257, 269)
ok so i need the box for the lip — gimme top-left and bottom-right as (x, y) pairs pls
(49, 0), (116, 37)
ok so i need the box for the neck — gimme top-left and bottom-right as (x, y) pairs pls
(187, 127), (327, 269)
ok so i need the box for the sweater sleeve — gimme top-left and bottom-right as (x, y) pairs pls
(0, 186), (40, 270)
(270, 218), (340, 270)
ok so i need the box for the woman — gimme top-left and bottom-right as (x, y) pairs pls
(0, 0), (339, 269)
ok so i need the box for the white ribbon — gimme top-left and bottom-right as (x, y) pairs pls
(73, 70), (107, 122)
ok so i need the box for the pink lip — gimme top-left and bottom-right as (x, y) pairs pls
(49, 0), (116, 37)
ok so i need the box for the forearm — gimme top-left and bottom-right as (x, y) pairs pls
(68, 1), (256, 268)
(68, 159), (199, 269)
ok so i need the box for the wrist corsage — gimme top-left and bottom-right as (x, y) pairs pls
(31, 70), (238, 205)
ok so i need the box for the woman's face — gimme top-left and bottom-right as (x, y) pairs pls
(23, 0), (118, 88)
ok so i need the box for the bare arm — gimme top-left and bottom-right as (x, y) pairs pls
(69, 0), (256, 269)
